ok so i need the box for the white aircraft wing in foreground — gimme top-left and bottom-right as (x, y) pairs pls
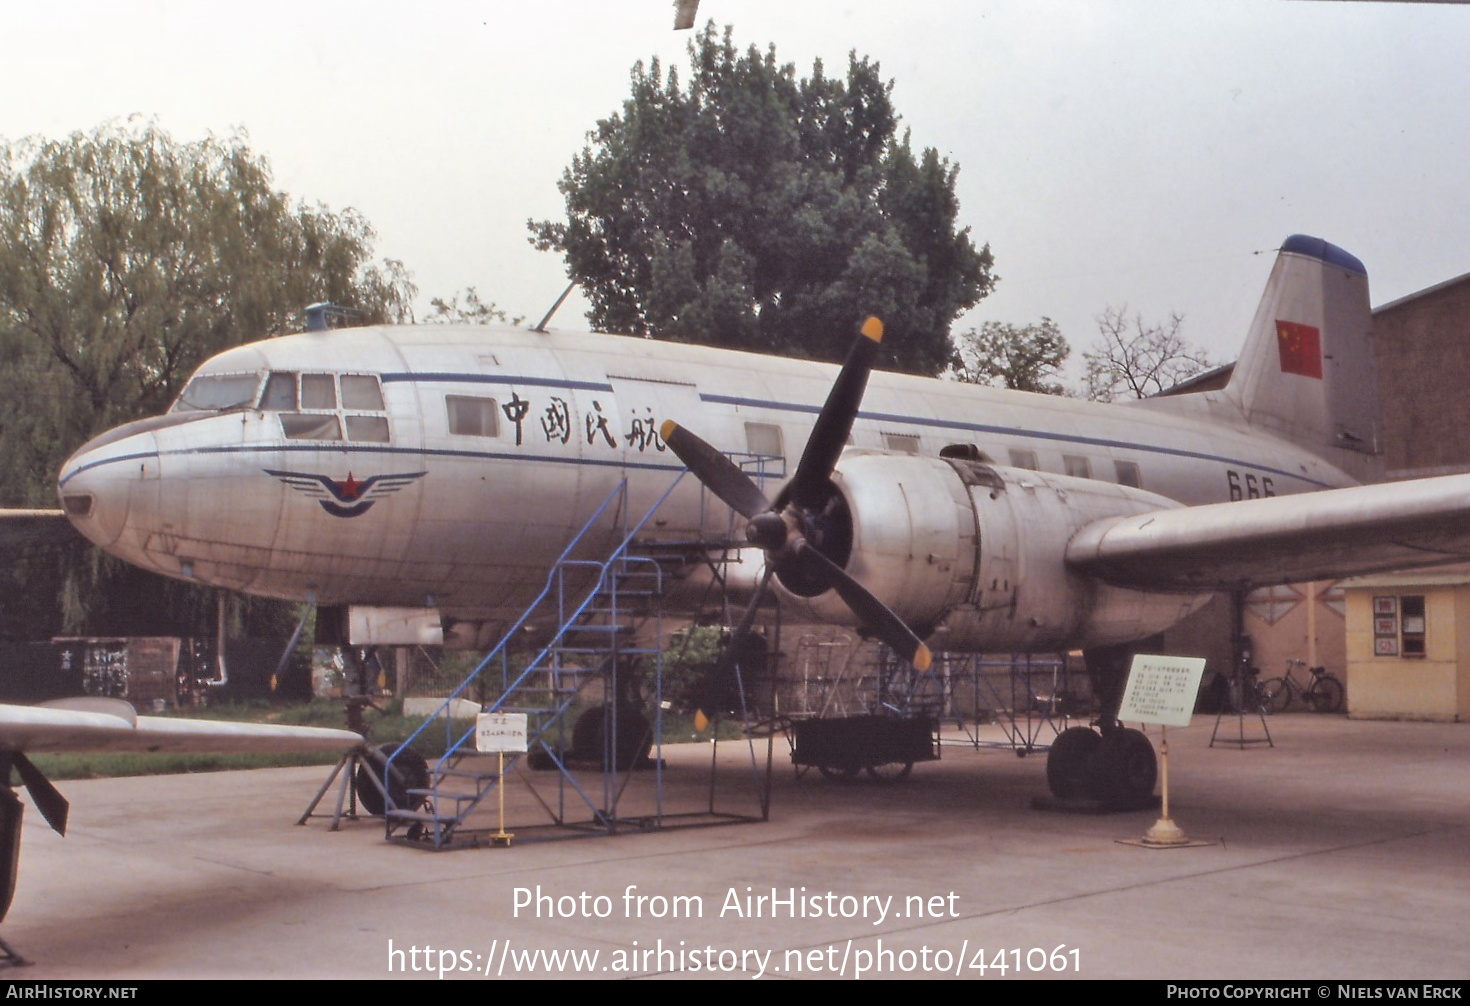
(0, 698), (362, 945)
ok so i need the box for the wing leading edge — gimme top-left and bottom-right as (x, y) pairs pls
(1066, 473), (1470, 592)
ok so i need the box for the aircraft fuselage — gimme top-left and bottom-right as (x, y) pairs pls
(57, 324), (1358, 632)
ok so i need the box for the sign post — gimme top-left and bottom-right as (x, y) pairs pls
(1118, 654), (1207, 847)
(476, 712), (528, 846)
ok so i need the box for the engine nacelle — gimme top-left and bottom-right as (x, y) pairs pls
(778, 452), (1213, 652)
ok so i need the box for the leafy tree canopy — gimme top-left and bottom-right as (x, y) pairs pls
(0, 119), (416, 638)
(0, 119), (416, 472)
(529, 24), (995, 375)
(951, 318), (1070, 395)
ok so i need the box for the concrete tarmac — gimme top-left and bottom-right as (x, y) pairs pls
(5, 713), (1467, 980)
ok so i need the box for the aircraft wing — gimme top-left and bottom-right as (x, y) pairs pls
(0, 510), (79, 549)
(1066, 473), (1470, 592)
(0, 698), (364, 755)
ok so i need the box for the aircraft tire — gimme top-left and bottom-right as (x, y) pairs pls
(1088, 728), (1157, 809)
(354, 743), (430, 817)
(572, 706), (653, 770)
(817, 764), (860, 781)
(1046, 726), (1101, 800)
(865, 761), (913, 781)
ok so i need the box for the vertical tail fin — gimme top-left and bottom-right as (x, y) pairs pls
(1225, 235), (1382, 477)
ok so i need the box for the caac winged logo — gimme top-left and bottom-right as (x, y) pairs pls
(265, 469), (427, 518)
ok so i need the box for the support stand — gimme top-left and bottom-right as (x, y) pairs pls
(297, 747), (371, 830)
(1210, 592), (1273, 749)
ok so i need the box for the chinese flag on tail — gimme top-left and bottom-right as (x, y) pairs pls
(1275, 320), (1323, 379)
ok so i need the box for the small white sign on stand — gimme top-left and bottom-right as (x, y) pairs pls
(1119, 655), (1206, 727)
(475, 712), (527, 846)
(1119, 655), (1207, 847)
(476, 712), (528, 754)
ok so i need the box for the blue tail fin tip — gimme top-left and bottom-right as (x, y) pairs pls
(1281, 235), (1366, 276)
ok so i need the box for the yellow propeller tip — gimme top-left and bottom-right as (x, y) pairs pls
(913, 643), (932, 672)
(694, 709), (710, 732)
(860, 316), (884, 344)
(660, 419), (678, 440)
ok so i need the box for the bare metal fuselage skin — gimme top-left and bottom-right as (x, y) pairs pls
(56, 324), (1361, 651)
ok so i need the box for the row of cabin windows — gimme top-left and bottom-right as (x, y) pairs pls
(1009, 448), (1141, 488)
(939, 441), (1142, 488)
(437, 393), (1144, 487)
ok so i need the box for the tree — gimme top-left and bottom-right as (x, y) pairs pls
(1083, 306), (1213, 402)
(0, 120), (416, 459)
(951, 318), (1070, 395)
(529, 24), (994, 376)
(426, 287), (524, 326)
(0, 120), (418, 638)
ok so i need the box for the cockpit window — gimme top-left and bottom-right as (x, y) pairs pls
(280, 414), (343, 441)
(174, 373), (261, 413)
(301, 374), (337, 410)
(261, 372), (298, 410)
(267, 372), (390, 442)
(342, 375), (385, 410)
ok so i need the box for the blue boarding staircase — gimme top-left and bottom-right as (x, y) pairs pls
(380, 473), (696, 848)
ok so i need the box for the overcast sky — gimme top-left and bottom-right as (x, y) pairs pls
(5, 1), (1467, 376)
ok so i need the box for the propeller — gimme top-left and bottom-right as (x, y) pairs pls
(8, 753), (68, 835)
(661, 316), (933, 688)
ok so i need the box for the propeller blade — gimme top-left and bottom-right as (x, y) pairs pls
(696, 565), (776, 727)
(661, 420), (771, 520)
(787, 316), (883, 508)
(12, 753), (68, 836)
(793, 540), (932, 671)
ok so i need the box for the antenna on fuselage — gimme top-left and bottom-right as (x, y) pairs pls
(531, 282), (576, 334)
(301, 303), (358, 332)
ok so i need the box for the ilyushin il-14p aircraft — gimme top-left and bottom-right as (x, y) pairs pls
(26, 235), (1470, 886)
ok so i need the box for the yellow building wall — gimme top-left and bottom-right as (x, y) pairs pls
(1345, 585), (1466, 721)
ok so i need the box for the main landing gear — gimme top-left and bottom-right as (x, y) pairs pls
(1044, 645), (1158, 811)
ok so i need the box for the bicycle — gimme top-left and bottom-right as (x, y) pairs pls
(1259, 658), (1345, 714)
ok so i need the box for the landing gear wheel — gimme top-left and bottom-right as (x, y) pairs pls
(1046, 726), (1101, 800)
(572, 707), (653, 770)
(1088, 728), (1157, 810)
(864, 762), (913, 781)
(818, 764), (859, 781)
(1261, 677), (1291, 714)
(354, 743), (430, 817)
(1309, 676), (1345, 714)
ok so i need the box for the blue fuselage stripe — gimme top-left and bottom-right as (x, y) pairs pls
(60, 373), (1332, 490)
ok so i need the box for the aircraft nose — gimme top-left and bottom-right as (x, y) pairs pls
(57, 429), (162, 551)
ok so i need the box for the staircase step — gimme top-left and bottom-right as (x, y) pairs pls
(386, 808), (460, 824)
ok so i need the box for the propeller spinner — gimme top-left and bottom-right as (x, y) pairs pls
(661, 317), (933, 673)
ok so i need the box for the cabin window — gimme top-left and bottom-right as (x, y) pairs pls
(1115, 460), (1142, 488)
(280, 414), (342, 441)
(1063, 455), (1091, 479)
(447, 396), (500, 437)
(173, 373), (260, 412)
(884, 433), (921, 455)
(260, 372), (298, 411)
(1008, 448), (1039, 471)
(745, 422), (783, 460)
(342, 375), (386, 411)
